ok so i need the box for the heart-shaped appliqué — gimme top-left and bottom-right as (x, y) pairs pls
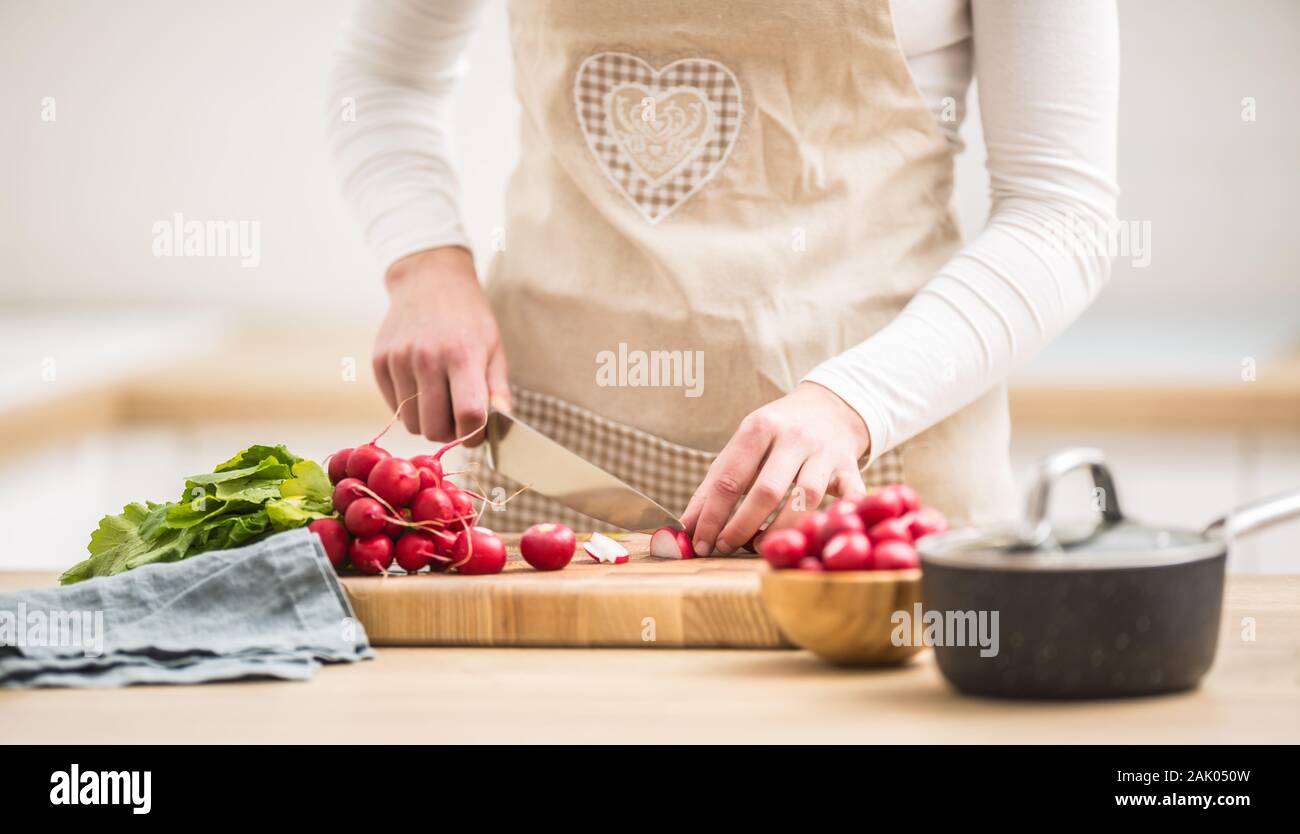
(575, 52), (743, 224)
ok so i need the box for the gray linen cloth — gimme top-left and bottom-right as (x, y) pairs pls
(0, 529), (372, 688)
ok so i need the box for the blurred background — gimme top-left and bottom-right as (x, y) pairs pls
(1, 0), (1297, 571)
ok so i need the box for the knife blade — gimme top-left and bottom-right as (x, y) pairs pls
(486, 410), (683, 532)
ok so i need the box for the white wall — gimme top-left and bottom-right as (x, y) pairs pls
(953, 0), (1299, 309)
(2, 0), (1297, 314)
(0, 0), (517, 315)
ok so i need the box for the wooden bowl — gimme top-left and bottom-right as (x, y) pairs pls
(759, 568), (925, 666)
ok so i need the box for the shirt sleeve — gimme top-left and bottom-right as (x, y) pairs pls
(804, 0), (1120, 463)
(326, 0), (488, 271)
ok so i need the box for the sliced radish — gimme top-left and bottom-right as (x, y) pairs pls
(583, 531), (630, 564)
(649, 527), (693, 559)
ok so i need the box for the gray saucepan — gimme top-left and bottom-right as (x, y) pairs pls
(918, 447), (1300, 699)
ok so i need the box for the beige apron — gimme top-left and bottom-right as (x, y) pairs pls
(469, 0), (1017, 531)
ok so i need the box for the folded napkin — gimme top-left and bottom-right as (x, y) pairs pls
(0, 529), (372, 688)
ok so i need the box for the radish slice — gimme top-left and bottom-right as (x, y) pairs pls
(583, 532), (630, 564)
(649, 526), (693, 559)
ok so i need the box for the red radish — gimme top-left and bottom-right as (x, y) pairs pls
(793, 511), (830, 557)
(520, 523), (577, 571)
(742, 526), (767, 554)
(409, 454), (442, 486)
(855, 489), (904, 528)
(327, 448), (353, 485)
(346, 443), (390, 480)
(427, 528), (458, 571)
(430, 527), (457, 553)
(384, 507), (412, 537)
(873, 539), (920, 570)
(797, 556), (824, 572)
(867, 517), (913, 547)
(415, 466), (440, 490)
(344, 497), (388, 537)
(815, 501), (866, 552)
(676, 529), (695, 558)
(826, 498), (859, 519)
(759, 528), (809, 570)
(888, 484), (922, 514)
(411, 487), (457, 525)
(307, 518), (350, 568)
(821, 531), (873, 571)
(331, 478), (368, 514)
(907, 507), (949, 540)
(395, 532), (438, 574)
(444, 484), (476, 519)
(451, 526), (507, 575)
(583, 532), (630, 564)
(403, 423), (483, 497)
(349, 534), (394, 575)
(367, 457), (420, 508)
(649, 526), (693, 559)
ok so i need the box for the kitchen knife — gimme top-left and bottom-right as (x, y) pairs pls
(486, 410), (683, 531)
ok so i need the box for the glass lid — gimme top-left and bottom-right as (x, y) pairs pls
(918, 448), (1224, 571)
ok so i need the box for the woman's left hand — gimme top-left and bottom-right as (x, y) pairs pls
(681, 382), (872, 556)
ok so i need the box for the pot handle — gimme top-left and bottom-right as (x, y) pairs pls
(1204, 489), (1300, 541)
(1021, 447), (1125, 546)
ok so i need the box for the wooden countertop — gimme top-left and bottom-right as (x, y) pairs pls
(2, 573), (1297, 743)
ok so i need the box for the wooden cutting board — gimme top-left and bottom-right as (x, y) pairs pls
(340, 533), (790, 648)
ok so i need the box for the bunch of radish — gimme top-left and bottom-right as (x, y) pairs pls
(303, 404), (629, 576)
(305, 427), (511, 575)
(757, 484), (948, 572)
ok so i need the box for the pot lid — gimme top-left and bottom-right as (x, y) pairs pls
(919, 448), (1224, 571)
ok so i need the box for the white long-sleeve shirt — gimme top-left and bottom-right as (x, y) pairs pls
(329, 0), (1119, 461)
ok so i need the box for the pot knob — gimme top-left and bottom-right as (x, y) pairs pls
(1021, 447), (1125, 547)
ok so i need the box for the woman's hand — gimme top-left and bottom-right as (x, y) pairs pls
(681, 382), (871, 556)
(372, 247), (510, 444)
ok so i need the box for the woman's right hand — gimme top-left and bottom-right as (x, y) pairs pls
(373, 247), (511, 444)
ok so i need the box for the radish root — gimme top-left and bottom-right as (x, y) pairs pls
(370, 393), (421, 445)
(432, 421), (487, 462)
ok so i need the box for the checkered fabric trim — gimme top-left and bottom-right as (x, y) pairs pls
(462, 387), (905, 532)
(575, 51), (743, 224)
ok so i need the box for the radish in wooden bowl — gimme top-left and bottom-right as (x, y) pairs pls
(757, 486), (945, 666)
